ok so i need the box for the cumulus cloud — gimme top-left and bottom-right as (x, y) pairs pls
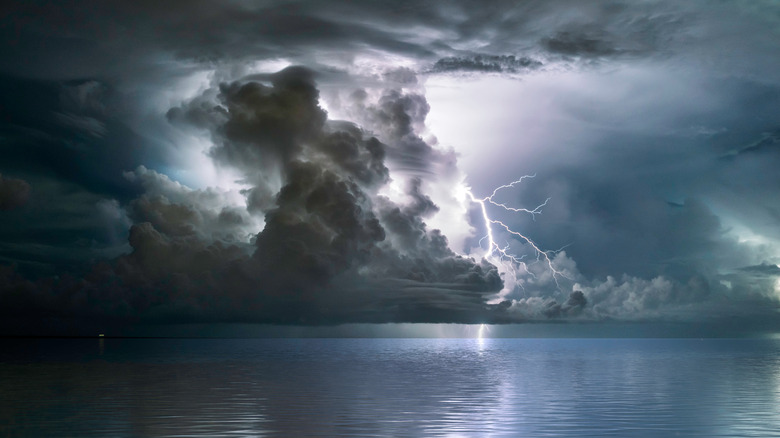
(2, 1), (780, 334)
(123, 165), (258, 244)
(1, 66), (508, 325)
(337, 86), (460, 182)
(82, 59), (774, 325)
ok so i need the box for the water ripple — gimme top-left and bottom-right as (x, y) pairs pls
(2, 338), (780, 437)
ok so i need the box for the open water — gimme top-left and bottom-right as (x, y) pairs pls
(2, 337), (780, 437)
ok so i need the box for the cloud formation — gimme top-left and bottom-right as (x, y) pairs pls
(1, 66), (507, 325)
(432, 55), (543, 74)
(1, 1), (780, 334)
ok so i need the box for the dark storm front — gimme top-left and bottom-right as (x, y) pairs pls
(2, 338), (779, 437)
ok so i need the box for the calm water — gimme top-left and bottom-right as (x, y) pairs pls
(1, 338), (780, 437)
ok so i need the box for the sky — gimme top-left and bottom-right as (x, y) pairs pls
(1, 0), (780, 337)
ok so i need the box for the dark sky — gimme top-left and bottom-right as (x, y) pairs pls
(1, 1), (780, 336)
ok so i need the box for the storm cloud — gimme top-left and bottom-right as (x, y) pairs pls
(432, 55), (543, 74)
(2, 1), (780, 335)
(0, 174), (30, 211)
(0, 65), (504, 326)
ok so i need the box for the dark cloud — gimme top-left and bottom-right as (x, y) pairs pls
(217, 68), (326, 164)
(543, 291), (587, 318)
(345, 88), (459, 179)
(53, 111), (107, 138)
(128, 195), (199, 237)
(0, 1), (440, 81)
(319, 124), (389, 187)
(382, 67), (418, 86)
(737, 263), (780, 277)
(0, 174), (30, 211)
(2, 1), (780, 334)
(253, 160), (386, 290)
(123, 166), (257, 244)
(499, 166), (739, 280)
(0, 66), (506, 326)
(432, 55), (542, 74)
(541, 31), (618, 57)
(0, 74), (144, 202)
(0, 176), (132, 278)
(722, 130), (780, 159)
(53, 80), (108, 137)
(0, 1), (695, 87)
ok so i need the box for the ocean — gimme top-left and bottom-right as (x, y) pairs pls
(2, 337), (779, 437)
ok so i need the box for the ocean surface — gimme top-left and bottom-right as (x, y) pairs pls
(1, 337), (779, 437)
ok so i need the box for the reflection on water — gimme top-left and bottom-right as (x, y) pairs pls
(1, 338), (780, 437)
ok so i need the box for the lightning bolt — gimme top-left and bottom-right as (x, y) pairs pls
(466, 174), (569, 291)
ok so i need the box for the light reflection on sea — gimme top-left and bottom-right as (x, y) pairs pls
(1, 338), (779, 437)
